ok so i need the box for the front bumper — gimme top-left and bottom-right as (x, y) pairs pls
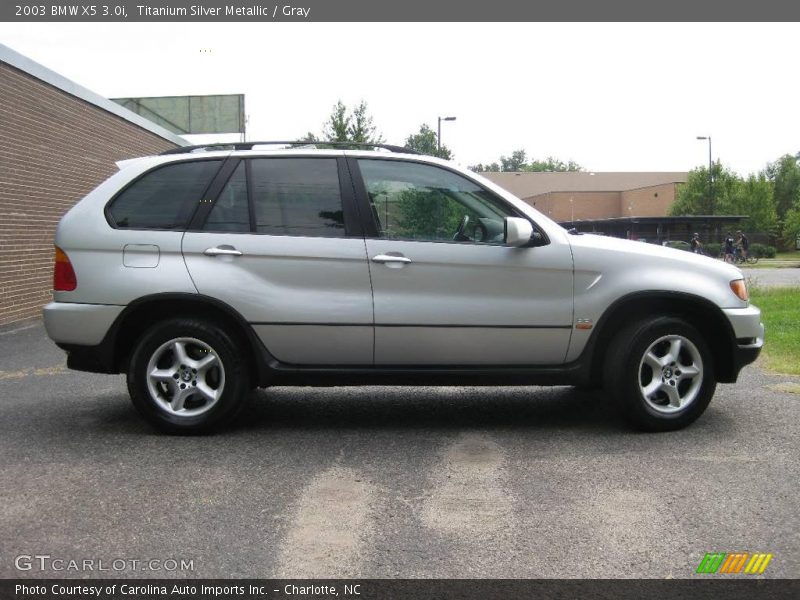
(723, 304), (765, 376)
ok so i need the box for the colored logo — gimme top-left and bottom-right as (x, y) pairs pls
(696, 552), (773, 574)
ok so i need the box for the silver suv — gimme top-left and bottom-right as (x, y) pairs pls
(43, 142), (764, 433)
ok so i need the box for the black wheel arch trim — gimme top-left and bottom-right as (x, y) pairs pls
(62, 293), (274, 385)
(579, 290), (742, 384)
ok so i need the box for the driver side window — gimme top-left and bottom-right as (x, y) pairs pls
(357, 159), (514, 243)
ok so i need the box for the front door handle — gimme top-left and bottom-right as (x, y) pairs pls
(203, 246), (243, 257)
(371, 254), (412, 264)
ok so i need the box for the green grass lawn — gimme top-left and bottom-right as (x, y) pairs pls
(749, 286), (800, 375)
(741, 250), (800, 268)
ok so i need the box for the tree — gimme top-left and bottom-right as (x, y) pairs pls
(765, 154), (800, 221)
(783, 206), (800, 248)
(470, 162), (501, 172)
(501, 149), (528, 172)
(321, 100), (350, 142)
(671, 164), (778, 234)
(311, 100), (383, 145)
(404, 124), (452, 159)
(670, 162), (739, 216)
(348, 100), (383, 144)
(726, 173), (778, 234)
(522, 157), (584, 172)
(470, 150), (582, 172)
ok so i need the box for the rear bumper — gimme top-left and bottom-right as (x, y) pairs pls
(43, 301), (123, 346)
(44, 302), (123, 374)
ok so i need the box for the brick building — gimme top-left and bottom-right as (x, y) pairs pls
(0, 44), (185, 326)
(482, 171), (688, 224)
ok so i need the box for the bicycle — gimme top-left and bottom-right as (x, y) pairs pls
(732, 249), (758, 265)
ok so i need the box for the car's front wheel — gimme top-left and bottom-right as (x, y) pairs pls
(604, 317), (716, 431)
(127, 318), (250, 434)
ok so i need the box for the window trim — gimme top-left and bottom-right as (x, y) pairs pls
(187, 157), (243, 231)
(104, 157), (226, 231)
(347, 156), (550, 247)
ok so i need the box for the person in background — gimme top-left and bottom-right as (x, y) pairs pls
(690, 232), (703, 254)
(724, 233), (735, 262)
(736, 230), (750, 259)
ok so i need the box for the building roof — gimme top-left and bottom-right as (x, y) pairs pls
(564, 215), (747, 226)
(0, 43), (187, 147)
(481, 171), (688, 199)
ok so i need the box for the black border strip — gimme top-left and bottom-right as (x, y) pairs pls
(5, 1), (800, 22)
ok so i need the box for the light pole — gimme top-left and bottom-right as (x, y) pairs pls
(696, 136), (713, 214)
(437, 116), (456, 152)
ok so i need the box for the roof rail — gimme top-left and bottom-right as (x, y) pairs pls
(160, 141), (420, 155)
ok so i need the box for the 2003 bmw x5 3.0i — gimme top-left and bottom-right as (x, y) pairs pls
(43, 142), (764, 434)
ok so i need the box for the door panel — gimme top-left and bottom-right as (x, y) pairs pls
(352, 157), (574, 366)
(183, 156), (373, 366)
(366, 239), (574, 365)
(183, 233), (374, 364)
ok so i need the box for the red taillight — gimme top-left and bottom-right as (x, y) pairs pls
(54, 246), (77, 291)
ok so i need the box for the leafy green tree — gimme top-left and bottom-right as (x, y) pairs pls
(727, 174), (778, 234)
(670, 162), (738, 216)
(470, 162), (501, 172)
(349, 100), (383, 144)
(404, 124), (452, 159)
(765, 154), (800, 221)
(783, 207), (800, 248)
(522, 157), (583, 172)
(501, 149), (528, 172)
(322, 100), (350, 142)
(672, 164), (778, 233)
(309, 100), (384, 146)
(470, 149), (582, 172)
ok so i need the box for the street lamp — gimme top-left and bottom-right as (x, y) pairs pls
(437, 116), (456, 152)
(696, 135), (713, 214)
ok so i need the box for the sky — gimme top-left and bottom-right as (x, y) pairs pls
(1, 22), (798, 174)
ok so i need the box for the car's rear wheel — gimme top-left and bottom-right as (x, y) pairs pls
(127, 318), (249, 434)
(604, 317), (716, 431)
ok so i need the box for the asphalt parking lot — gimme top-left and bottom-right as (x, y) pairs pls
(742, 266), (800, 288)
(1, 319), (798, 579)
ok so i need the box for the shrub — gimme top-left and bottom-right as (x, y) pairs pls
(704, 242), (721, 257)
(750, 243), (777, 258)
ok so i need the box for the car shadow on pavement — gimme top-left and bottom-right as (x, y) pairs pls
(230, 385), (628, 434)
(50, 386), (629, 436)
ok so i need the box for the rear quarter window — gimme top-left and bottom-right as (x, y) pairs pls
(108, 160), (222, 229)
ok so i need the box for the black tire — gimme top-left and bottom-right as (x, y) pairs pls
(127, 318), (250, 434)
(603, 317), (716, 431)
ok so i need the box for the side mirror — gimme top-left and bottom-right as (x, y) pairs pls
(504, 217), (534, 247)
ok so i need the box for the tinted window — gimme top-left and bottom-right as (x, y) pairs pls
(358, 159), (513, 243)
(109, 160), (221, 229)
(250, 158), (344, 237)
(204, 163), (250, 232)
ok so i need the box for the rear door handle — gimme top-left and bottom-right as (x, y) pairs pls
(203, 246), (243, 257)
(371, 254), (412, 264)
